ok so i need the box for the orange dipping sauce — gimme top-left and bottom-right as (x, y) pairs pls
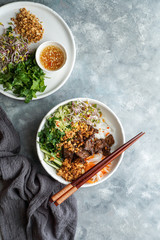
(40, 45), (65, 71)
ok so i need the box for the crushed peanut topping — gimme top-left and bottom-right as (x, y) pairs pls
(56, 121), (95, 153)
(57, 158), (86, 181)
(11, 8), (44, 43)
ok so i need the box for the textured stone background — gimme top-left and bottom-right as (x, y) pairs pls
(0, 0), (160, 239)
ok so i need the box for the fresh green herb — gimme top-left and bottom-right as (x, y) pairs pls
(38, 116), (65, 155)
(38, 104), (73, 169)
(0, 54), (46, 103)
(6, 26), (12, 36)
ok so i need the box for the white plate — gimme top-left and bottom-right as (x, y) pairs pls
(36, 98), (125, 187)
(0, 1), (76, 100)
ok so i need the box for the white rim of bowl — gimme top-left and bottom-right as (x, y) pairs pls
(36, 97), (125, 187)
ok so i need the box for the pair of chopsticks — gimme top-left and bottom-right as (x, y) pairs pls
(49, 132), (145, 206)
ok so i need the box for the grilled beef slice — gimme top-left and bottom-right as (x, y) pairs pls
(63, 147), (74, 160)
(76, 148), (90, 159)
(84, 138), (95, 154)
(94, 139), (106, 153)
(105, 134), (115, 147)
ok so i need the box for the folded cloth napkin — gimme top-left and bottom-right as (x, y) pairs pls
(0, 107), (77, 240)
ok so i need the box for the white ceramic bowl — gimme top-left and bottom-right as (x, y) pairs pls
(36, 98), (125, 187)
(36, 41), (67, 72)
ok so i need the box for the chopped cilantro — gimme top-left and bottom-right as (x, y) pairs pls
(0, 54), (46, 103)
(38, 116), (65, 155)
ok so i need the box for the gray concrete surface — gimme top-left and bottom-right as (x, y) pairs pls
(0, 0), (160, 239)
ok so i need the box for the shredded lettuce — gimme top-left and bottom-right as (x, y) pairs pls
(54, 104), (72, 132)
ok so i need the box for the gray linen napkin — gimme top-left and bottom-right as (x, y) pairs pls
(0, 107), (77, 240)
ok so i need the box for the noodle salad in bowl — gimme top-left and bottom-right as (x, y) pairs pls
(36, 98), (125, 187)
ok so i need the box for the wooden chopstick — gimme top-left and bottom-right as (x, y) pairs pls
(49, 132), (145, 206)
(72, 131), (144, 188)
(53, 132), (145, 205)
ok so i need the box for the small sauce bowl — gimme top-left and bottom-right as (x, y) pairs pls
(36, 41), (67, 72)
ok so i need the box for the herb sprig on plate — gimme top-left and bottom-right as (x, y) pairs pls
(0, 53), (46, 103)
(38, 116), (66, 169)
